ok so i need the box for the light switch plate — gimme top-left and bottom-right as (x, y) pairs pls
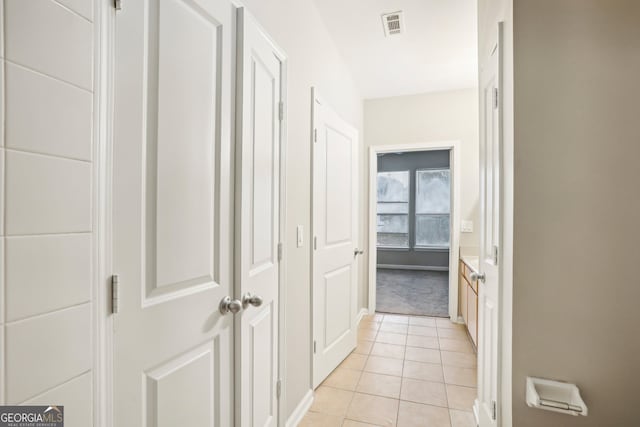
(461, 220), (473, 233)
(296, 225), (304, 247)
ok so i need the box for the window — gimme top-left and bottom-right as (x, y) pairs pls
(376, 171), (409, 247)
(415, 169), (450, 247)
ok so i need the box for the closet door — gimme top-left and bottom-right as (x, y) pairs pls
(311, 89), (359, 387)
(477, 22), (503, 427)
(112, 0), (235, 425)
(235, 8), (284, 427)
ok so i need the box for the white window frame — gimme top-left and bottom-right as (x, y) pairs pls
(414, 167), (451, 250)
(376, 170), (410, 249)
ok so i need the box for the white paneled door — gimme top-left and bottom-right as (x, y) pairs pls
(312, 90), (359, 387)
(476, 23), (503, 427)
(112, 0), (234, 425)
(235, 8), (284, 427)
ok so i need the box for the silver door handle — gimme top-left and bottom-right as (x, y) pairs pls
(242, 293), (263, 309)
(470, 271), (486, 283)
(219, 296), (243, 314)
(354, 249), (364, 256)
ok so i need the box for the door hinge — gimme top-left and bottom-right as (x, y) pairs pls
(278, 101), (284, 121)
(313, 340), (317, 354)
(313, 236), (317, 250)
(493, 245), (499, 265)
(114, 0), (122, 10)
(493, 87), (499, 109)
(492, 400), (497, 420)
(277, 242), (283, 262)
(111, 274), (119, 314)
(276, 379), (282, 399)
(313, 128), (317, 143)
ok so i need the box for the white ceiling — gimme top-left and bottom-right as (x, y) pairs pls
(312, 0), (478, 99)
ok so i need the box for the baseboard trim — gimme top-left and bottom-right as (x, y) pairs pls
(377, 264), (449, 272)
(356, 308), (369, 325)
(285, 389), (314, 427)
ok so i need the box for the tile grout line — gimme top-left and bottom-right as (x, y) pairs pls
(346, 314), (376, 425)
(50, 0), (93, 24)
(3, 146), (92, 165)
(4, 300), (90, 325)
(396, 333), (406, 426)
(317, 313), (476, 426)
(15, 369), (91, 406)
(3, 230), (92, 239)
(3, 58), (93, 95)
(441, 345), (451, 419)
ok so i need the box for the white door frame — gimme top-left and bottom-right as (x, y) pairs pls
(94, 0), (115, 425)
(275, 46), (289, 427)
(367, 141), (462, 321)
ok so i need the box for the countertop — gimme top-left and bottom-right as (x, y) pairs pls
(460, 255), (479, 274)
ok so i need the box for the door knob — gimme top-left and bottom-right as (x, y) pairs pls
(470, 271), (486, 283)
(242, 293), (263, 309)
(219, 296), (243, 314)
(354, 248), (364, 256)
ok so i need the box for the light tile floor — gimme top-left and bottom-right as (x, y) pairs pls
(299, 313), (477, 427)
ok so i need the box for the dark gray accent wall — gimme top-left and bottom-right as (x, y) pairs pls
(377, 150), (450, 269)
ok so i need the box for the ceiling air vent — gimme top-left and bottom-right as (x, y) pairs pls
(382, 11), (403, 37)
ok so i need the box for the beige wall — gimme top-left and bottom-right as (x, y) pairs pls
(240, 0), (363, 419)
(362, 89), (480, 308)
(512, 1), (640, 425)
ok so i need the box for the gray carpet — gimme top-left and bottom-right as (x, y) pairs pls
(376, 269), (449, 317)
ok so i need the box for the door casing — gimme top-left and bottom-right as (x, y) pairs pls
(367, 141), (462, 321)
(94, 1), (115, 425)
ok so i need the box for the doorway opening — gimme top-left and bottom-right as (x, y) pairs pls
(376, 150), (451, 317)
(368, 142), (461, 321)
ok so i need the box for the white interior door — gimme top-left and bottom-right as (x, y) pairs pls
(476, 23), (503, 427)
(312, 90), (359, 388)
(112, 0), (234, 425)
(235, 8), (283, 427)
